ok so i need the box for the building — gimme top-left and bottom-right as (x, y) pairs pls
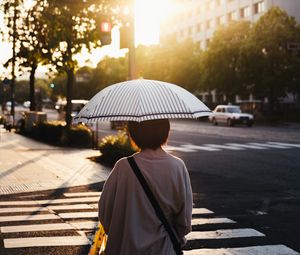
(160, 0), (300, 49)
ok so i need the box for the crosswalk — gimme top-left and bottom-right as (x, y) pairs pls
(165, 142), (300, 153)
(0, 191), (299, 254)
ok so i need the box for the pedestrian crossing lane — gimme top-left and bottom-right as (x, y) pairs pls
(166, 141), (300, 153)
(0, 191), (299, 254)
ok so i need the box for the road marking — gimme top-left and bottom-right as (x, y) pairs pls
(0, 196), (99, 206)
(225, 143), (267, 150)
(0, 207), (49, 213)
(165, 145), (197, 152)
(183, 245), (299, 255)
(267, 142), (300, 148)
(63, 192), (101, 197)
(0, 204), (94, 213)
(47, 204), (94, 210)
(4, 236), (90, 248)
(203, 144), (245, 151)
(59, 212), (98, 219)
(249, 142), (292, 149)
(165, 141), (300, 153)
(0, 214), (59, 222)
(192, 208), (214, 215)
(1, 221), (100, 233)
(192, 218), (236, 226)
(1, 223), (74, 233)
(182, 144), (221, 151)
(70, 221), (98, 230)
(186, 228), (265, 240)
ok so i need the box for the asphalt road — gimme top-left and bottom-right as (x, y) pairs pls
(168, 120), (300, 252)
(0, 119), (299, 255)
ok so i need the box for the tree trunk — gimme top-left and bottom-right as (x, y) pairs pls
(29, 64), (37, 111)
(66, 69), (74, 129)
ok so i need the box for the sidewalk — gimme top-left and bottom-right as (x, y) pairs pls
(0, 126), (110, 195)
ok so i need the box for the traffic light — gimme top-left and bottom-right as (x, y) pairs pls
(99, 20), (112, 46)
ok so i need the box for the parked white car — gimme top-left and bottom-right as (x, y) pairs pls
(209, 105), (254, 127)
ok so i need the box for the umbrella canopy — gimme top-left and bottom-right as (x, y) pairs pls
(73, 79), (211, 123)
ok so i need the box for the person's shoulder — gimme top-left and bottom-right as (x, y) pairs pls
(165, 152), (186, 168)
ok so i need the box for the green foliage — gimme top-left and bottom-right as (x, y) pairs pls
(62, 124), (93, 147)
(199, 21), (252, 102)
(135, 40), (202, 92)
(245, 7), (300, 112)
(28, 121), (92, 147)
(30, 121), (64, 144)
(99, 131), (138, 165)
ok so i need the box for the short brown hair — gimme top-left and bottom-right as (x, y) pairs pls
(128, 119), (170, 150)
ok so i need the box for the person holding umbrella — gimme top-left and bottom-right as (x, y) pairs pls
(98, 119), (192, 255)
(74, 79), (212, 254)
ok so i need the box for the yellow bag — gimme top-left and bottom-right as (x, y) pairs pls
(89, 222), (107, 255)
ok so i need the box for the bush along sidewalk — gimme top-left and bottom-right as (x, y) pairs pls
(96, 131), (138, 166)
(19, 121), (93, 148)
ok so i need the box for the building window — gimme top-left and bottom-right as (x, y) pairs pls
(206, 0), (215, 10)
(206, 19), (214, 30)
(240, 6), (251, 18)
(197, 23), (201, 32)
(254, 1), (265, 14)
(228, 11), (238, 22)
(216, 0), (225, 6)
(217, 15), (226, 26)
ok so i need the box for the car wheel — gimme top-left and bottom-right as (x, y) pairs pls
(227, 119), (234, 127)
(212, 118), (218, 125)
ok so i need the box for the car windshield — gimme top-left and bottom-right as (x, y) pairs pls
(227, 107), (241, 113)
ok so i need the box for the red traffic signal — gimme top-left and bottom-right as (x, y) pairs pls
(99, 21), (112, 46)
(100, 21), (112, 33)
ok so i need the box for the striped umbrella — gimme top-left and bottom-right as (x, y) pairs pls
(73, 79), (211, 123)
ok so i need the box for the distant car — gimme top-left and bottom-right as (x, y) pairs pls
(56, 99), (88, 118)
(209, 105), (254, 127)
(23, 101), (31, 108)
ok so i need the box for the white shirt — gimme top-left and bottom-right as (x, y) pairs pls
(99, 148), (193, 255)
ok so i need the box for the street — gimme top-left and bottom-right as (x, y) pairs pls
(0, 119), (300, 255)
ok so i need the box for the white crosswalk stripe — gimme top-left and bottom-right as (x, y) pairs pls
(183, 245), (299, 255)
(166, 141), (300, 153)
(186, 229), (265, 240)
(0, 191), (298, 255)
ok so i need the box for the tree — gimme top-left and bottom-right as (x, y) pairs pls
(136, 40), (202, 92)
(0, 0), (24, 119)
(16, 1), (51, 111)
(199, 21), (252, 103)
(41, 0), (118, 128)
(246, 7), (300, 113)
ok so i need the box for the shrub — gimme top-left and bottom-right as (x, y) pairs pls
(99, 131), (138, 165)
(26, 121), (92, 148)
(62, 124), (93, 147)
(31, 121), (65, 144)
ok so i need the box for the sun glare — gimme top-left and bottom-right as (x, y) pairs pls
(134, 0), (174, 45)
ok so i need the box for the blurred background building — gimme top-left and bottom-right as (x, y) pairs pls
(160, 0), (300, 49)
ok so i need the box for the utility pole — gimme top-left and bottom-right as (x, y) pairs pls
(128, 0), (136, 80)
(10, 0), (17, 126)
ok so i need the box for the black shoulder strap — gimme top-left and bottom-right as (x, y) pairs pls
(127, 157), (182, 255)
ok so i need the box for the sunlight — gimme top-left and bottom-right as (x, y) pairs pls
(134, 0), (174, 45)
